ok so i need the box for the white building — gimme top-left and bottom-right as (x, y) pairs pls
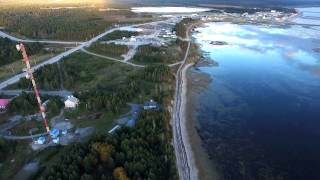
(64, 95), (79, 108)
(143, 100), (159, 110)
(35, 136), (46, 145)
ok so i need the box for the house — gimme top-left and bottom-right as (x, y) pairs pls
(0, 99), (10, 110)
(35, 136), (46, 145)
(52, 137), (60, 144)
(50, 128), (60, 138)
(64, 95), (79, 108)
(143, 100), (159, 110)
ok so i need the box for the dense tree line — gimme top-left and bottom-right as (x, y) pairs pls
(89, 43), (129, 59)
(101, 30), (139, 41)
(0, 7), (112, 41)
(0, 37), (43, 66)
(142, 65), (174, 82)
(132, 44), (183, 64)
(7, 92), (63, 116)
(39, 110), (177, 180)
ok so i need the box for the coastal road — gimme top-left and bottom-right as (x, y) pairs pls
(172, 23), (198, 180)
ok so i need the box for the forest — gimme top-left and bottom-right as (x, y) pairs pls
(0, 138), (17, 163)
(0, 6), (154, 41)
(0, 37), (43, 66)
(0, 7), (112, 41)
(38, 110), (177, 180)
(7, 92), (64, 116)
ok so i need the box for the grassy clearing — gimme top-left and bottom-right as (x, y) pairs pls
(65, 105), (130, 132)
(131, 43), (184, 65)
(87, 42), (129, 59)
(0, 53), (61, 82)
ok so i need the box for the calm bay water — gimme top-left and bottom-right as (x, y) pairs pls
(192, 8), (320, 180)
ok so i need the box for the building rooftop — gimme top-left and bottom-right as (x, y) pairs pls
(65, 95), (79, 103)
(0, 99), (9, 106)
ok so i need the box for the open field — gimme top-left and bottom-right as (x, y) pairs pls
(131, 43), (184, 65)
(87, 42), (129, 60)
(0, 54), (58, 82)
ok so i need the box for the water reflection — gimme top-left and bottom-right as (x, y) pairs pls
(192, 14), (320, 180)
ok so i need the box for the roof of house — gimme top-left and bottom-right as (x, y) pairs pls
(50, 128), (60, 137)
(144, 101), (158, 107)
(65, 96), (79, 103)
(0, 99), (9, 106)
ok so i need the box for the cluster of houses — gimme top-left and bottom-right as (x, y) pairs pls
(200, 10), (295, 23)
(34, 128), (69, 145)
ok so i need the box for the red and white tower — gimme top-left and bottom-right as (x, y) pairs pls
(16, 43), (50, 133)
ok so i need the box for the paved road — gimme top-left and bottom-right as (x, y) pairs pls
(0, 90), (73, 98)
(0, 31), (83, 45)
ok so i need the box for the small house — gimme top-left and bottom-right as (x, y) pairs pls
(52, 137), (60, 144)
(143, 100), (159, 110)
(35, 136), (46, 145)
(0, 99), (9, 110)
(50, 128), (60, 138)
(64, 96), (79, 108)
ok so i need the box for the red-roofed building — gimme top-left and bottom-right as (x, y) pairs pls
(0, 99), (10, 110)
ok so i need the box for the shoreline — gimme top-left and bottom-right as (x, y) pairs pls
(185, 67), (220, 180)
(179, 63), (199, 180)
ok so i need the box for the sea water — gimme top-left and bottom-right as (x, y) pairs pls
(192, 8), (320, 180)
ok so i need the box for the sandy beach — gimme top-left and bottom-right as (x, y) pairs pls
(184, 67), (220, 180)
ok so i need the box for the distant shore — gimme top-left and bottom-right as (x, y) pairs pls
(184, 66), (220, 180)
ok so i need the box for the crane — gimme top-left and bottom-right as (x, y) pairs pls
(16, 43), (51, 133)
